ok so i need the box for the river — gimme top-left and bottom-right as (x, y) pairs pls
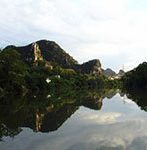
(0, 89), (147, 150)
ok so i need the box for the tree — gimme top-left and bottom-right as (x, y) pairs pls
(0, 49), (28, 94)
(122, 62), (147, 89)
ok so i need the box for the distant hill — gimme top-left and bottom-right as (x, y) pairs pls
(118, 69), (125, 77)
(103, 68), (116, 77)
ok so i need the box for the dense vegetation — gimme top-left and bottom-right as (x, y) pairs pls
(1, 45), (147, 97)
(0, 49), (117, 96)
(0, 49), (28, 94)
(122, 62), (147, 89)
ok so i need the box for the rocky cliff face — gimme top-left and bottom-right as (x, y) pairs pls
(32, 43), (43, 62)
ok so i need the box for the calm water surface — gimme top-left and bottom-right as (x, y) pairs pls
(1, 90), (147, 150)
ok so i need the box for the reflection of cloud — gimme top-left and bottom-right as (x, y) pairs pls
(67, 136), (147, 150)
(67, 142), (125, 150)
(128, 136), (147, 150)
(2, 119), (147, 150)
(83, 112), (121, 124)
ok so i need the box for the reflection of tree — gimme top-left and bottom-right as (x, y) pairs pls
(0, 88), (118, 139)
(76, 89), (118, 110)
(41, 105), (78, 132)
(0, 124), (22, 141)
(124, 89), (147, 111)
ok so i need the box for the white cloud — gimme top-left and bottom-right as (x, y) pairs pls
(0, 0), (147, 71)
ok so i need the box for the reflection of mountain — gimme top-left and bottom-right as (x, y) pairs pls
(0, 104), (78, 138)
(20, 104), (78, 133)
(77, 92), (103, 110)
(0, 89), (119, 139)
(80, 98), (103, 110)
(104, 89), (118, 99)
(41, 104), (78, 132)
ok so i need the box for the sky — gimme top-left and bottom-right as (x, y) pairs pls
(0, 0), (147, 72)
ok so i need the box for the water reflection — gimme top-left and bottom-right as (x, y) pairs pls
(0, 88), (147, 150)
(0, 89), (118, 138)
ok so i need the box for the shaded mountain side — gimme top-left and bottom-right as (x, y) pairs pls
(77, 59), (102, 75)
(4, 40), (103, 75)
(36, 40), (78, 68)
